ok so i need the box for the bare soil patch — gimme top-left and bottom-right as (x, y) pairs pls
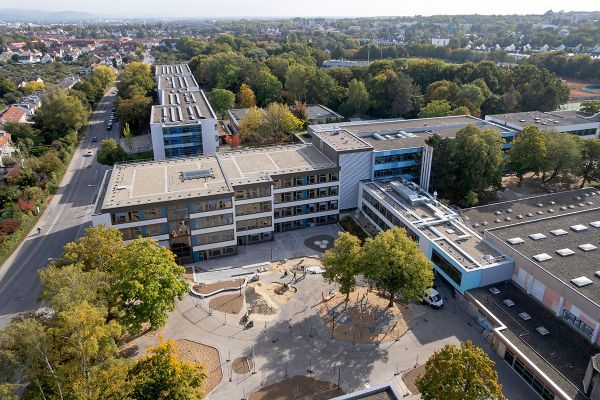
(175, 339), (222, 395)
(250, 281), (297, 305)
(318, 286), (410, 343)
(269, 257), (322, 275)
(231, 356), (253, 374)
(194, 278), (245, 295)
(249, 375), (343, 400)
(208, 293), (244, 314)
(246, 285), (279, 317)
(563, 78), (600, 99)
(183, 267), (195, 282)
(403, 364), (426, 394)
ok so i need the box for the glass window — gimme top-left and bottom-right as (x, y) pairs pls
(431, 249), (462, 286)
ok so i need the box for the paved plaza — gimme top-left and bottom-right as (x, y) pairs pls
(127, 247), (537, 400)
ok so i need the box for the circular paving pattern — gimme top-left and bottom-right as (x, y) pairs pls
(304, 234), (335, 253)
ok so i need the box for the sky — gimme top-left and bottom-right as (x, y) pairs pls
(2, 0), (599, 18)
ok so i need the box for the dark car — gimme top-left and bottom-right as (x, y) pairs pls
(91, 136), (98, 143)
(107, 124), (113, 131)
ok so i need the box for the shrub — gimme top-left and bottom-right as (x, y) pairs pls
(17, 198), (35, 213)
(0, 218), (22, 235)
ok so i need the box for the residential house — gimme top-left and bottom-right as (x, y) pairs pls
(0, 105), (27, 125)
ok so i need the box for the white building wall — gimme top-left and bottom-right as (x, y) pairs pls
(200, 119), (218, 155)
(150, 122), (166, 160)
(338, 151), (372, 210)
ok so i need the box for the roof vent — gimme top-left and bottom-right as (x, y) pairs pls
(571, 224), (588, 232)
(568, 205), (575, 209)
(548, 209), (555, 213)
(591, 221), (600, 228)
(517, 215), (524, 219)
(526, 213), (534, 217)
(579, 244), (597, 252)
(489, 287), (500, 295)
(537, 203), (544, 207)
(556, 248), (575, 257)
(551, 229), (567, 236)
(571, 276), (593, 287)
(560, 206), (567, 211)
(495, 210), (502, 215)
(537, 210), (544, 215)
(533, 253), (552, 262)
(548, 201), (556, 205)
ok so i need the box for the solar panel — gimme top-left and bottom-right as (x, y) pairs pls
(181, 170), (213, 181)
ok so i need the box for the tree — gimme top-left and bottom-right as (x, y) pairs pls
(34, 88), (88, 141)
(418, 100), (452, 118)
(253, 69), (282, 106)
(37, 149), (64, 175)
(541, 132), (582, 183)
(225, 134), (241, 150)
(425, 80), (459, 104)
(116, 95), (152, 134)
(110, 238), (188, 334)
(208, 88), (235, 118)
(507, 126), (547, 182)
(22, 80), (45, 95)
(91, 65), (116, 89)
(285, 64), (311, 102)
(122, 122), (133, 152)
(238, 106), (264, 142)
(128, 339), (205, 400)
(61, 225), (124, 273)
(97, 139), (127, 166)
(117, 62), (153, 99)
(346, 79), (370, 117)
(1, 122), (38, 149)
(416, 340), (503, 400)
(306, 69), (341, 107)
(578, 139), (600, 187)
(580, 100), (600, 116)
(362, 227), (433, 307)
(322, 232), (363, 301)
(456, 84), (485, 115)
(236, 83), (256, 108)
(261, 103), (303, 144)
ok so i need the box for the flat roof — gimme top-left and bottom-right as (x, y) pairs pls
(469, 282), (596, 399)
(158, 74), (198, 91)
(488, 207), (600, 306)
(486, 110), (599, 130)
(155, 64), (192, 76)
(101, 157), (231, 211)
(151, 90), (215, 124)
(310, 116), (513, 152)
(227, 108), (252, 125)
(462, 188), (599, 230)
(312, 128), (373, 152)
(305, 104), (342, 121)
(218, 144), (338, 186)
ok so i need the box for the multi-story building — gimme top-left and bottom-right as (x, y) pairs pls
(486, 110), (600, 139)
(309, 115), (516, 207)
(150, 64), (218, 160)
(92, 144), (339, 263)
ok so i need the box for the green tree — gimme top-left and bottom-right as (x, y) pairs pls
(306, 69), (341, 107)
(91, 65), (116, 89)
(346, 79), (370, 117)
(110, 238), (188, 334)
(541, 132), (582, 183)
(1, 122), (38, 149)
(116, 95), (152, 134)
(456, 84), (485, 115)
(261, 103), (303, 144)
(425, 80), (459, 104)
(580, 100), (600, 116)
(418, 100), (452, 118)
(236, 83), (256, 108)
(37, 149), (65, 175)
(253, 69), (282, 106)
(362, 227), (433, 307)
(507, 126), (547, 182)
(285, 64), (311, 102)
(416, 341), (503, 400)
(117, 62), (153, 99)
(61, 225), (124, 273)
(128, 339), (205, 400)
(122, 122), (133, 152)
(322, 232), (363, 301)
(34, 88), (88, 141)
(578, 139), (600, 187)
(208, 88), (235, 118)
(97, 139), (127, 166)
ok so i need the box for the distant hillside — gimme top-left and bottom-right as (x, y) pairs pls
(0, 8), (101, 23)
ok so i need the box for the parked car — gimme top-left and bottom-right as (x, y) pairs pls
(422, 288), (444, 309)
(107, 124), (113, 131)
(84, 150), (94, 157)
(91, 136), (98, 143)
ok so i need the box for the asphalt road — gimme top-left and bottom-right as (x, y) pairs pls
(0, 89), (119, 326)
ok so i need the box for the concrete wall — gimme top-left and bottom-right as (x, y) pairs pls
(150, 122), (166, 160)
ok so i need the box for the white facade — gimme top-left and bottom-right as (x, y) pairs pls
(431, 38), (450, 47)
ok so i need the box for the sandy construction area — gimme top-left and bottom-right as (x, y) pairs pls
(175, 339), (222, 395)
(269, 257), (322, 274)
(318, 286), (410, 343)
(249, 375), (343, 400)
(208, 293), (244, 314)
(194, 278), (245, 296)
(403, 364), (426, 394)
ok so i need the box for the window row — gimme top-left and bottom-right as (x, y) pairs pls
(373, 165), (420, 179)
(236, 216), (272, 231)
(162, 125), (202, 137)
(120, 222), (168, 240)
(195, 229), (234, 246)
(374, 152), (421, 165)
(235, 201), (271, 216)
(190, 198), (232, 213)
(274, 186), (338, 204)
(165, 145), (203, 158)
(273, 172), (339, 189)
(504, 350), (555, 400)
(274, 215), (338, 232)
(234, 186), (271, 200)
(562, 309), (594, 338)
(163, 133), (203, 146)
(198, 245), (236, 261)
(274, 201), (338, 219)
(569, 128), (597, 137)
(111, 207), (162, 225)
(431, 249), (462, 286)
(191, 213), (234, 230)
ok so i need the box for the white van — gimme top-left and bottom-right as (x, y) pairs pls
(422, 288), (444, 309)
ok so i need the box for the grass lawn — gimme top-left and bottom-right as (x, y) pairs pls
(127, 150), (153, 162)
(339, 215), (369, 242)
